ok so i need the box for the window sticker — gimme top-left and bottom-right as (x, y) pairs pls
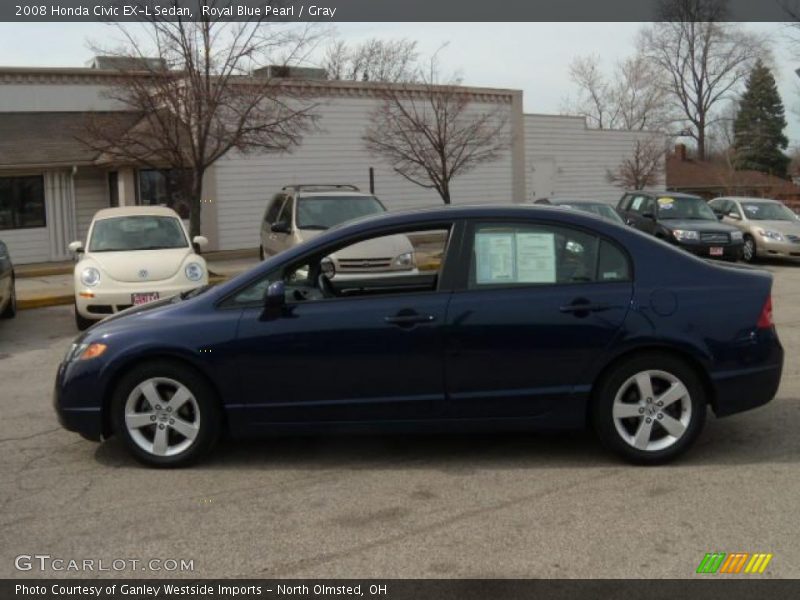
(475, 231), (556, 284)
(657, 197), (675, 205)
(745, 205), (759, 213)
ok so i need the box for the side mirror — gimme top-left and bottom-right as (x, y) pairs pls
(728, 211), (741, 220)
(271, 221), (291, 234)
(67, 240), (84, 254)
(264, 280), (286, 308)
(714, 211), (724, 220)
(321, 256), (336, 279)
(192, 235), (209, 248)
(641, 212), (655, 220)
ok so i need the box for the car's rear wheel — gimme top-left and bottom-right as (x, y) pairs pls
(742, 235), (757, 263)
(1, 276), (16, 319)
(74, 305), (94, 330)
(591, 353), (706, 464)
(111, 361), (221, 467)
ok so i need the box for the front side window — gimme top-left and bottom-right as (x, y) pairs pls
(468, 223), (630, 289)
(138, 169), (191, 219)
(296, 195), (386, 230)
(89, 216), (188, 252)
(0, 176), (45, 230)
(276, 196), (294, 227)
(264, 195), (285, 224)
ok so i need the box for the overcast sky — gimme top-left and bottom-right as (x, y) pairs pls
(1, 21), (799, 145)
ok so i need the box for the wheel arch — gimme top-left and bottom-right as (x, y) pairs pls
(586, 344), (716, 426)
(101, 353), (226, 438)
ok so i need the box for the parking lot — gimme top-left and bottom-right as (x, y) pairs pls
(1, 262), (799, 580)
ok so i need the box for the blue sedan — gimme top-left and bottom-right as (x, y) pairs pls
(54, 205), (783, 467)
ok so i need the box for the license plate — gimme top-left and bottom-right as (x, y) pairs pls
(709, 247), (723, 256)
(131, 292), (159, 305)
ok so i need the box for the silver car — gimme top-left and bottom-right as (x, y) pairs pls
(259, 185), (418, 279)
(709, 197), (800, 263)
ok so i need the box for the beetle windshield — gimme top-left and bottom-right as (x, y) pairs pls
(89, 216), (188, 252)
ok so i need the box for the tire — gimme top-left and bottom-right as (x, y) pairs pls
(111, 360), (221, 468)
(591, 352), (707, 465)
(74, 305), (94, 331)
(1, 276), (16, 319)
(742, 235), (757, 263)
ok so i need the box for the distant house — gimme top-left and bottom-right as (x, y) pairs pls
(666, 144), (800, 210)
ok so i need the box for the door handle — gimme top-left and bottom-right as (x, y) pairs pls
(384, 314), (436, 326)
(559, 302), (611, 314)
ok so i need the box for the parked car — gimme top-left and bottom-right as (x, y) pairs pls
(533, 197), (626, 224)
(54, 204), (783, 467)
(617, 191), (744, 260)
(0, 239), (16, 319)
(68, 206), (209, 331)
(708, 197), (800, 263)
(260, 184), (418, 280)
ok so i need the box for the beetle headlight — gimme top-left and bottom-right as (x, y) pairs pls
(185, 262), (204, 281)
(80, 267), (101, 287)
(757, 228), (784, 241)
(393, 252), (415, 269)
(672, 229), (699, 241)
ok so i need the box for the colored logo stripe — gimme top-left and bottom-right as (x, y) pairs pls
(696, 552), (773, 574)
(697, 553), (726, 574)
(744, 553), (773, 574)
(720, 553), (749, 574)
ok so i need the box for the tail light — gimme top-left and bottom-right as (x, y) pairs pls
(757, 295), (773, 329)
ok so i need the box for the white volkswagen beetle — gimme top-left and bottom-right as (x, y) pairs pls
(69, 206), (208, 330)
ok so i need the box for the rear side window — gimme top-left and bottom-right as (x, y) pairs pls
(467, 223), (630, 289)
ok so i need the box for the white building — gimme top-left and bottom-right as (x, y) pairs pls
(0, 63), (663, 265)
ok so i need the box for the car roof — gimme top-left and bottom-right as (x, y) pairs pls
(717, 196), (781, 204)
(626, 191), (703, 200)
(547, 198), (612, 206)
(295, 190), (377, 198)
(93, 206), (180, 220)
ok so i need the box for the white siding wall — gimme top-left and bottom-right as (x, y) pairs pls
(212, 96), (515, 251)
(524, 114), (666, 205)
(74, 169), (108, 243)
(0, 83), (120, 112)
(0, 227), (49, 264)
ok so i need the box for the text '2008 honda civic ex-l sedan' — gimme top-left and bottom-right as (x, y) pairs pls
(54, 205), (783, 467)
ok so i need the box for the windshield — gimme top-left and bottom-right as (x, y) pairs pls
(656, 197), (717, 220)
(741, 202), (798, 221)
(89, 216), (188, 252)
(296, 195), (385, 230)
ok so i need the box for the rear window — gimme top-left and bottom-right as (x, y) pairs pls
(296, 196), (385, 230)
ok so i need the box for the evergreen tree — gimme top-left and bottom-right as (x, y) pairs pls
(733, 60), (789, 177)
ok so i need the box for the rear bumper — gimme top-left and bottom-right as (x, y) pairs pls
(710, 335), (783, 417)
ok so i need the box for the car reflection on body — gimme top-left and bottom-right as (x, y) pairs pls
(54, 205), (782, 467)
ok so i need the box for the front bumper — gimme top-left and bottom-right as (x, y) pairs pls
(53, 361), (104, 441)
(678, 241), (744, 260)
(75, 282), (203, 320)
(756, 237), (800, 259)
(332, 267), (420, 281)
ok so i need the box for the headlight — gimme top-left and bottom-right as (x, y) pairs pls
(730, 230), (743, 241)
(63, 342), (107, 362)
(757, 229), (784, 241)
(80, 267), (100, 287)
(672, 229), (699, 241)
(393, 252), (415, 269)
(185, 262), (204, 281)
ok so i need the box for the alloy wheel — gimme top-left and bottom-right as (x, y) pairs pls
(743, 237), (755, 262)
(612, 369), (692, 452)
(124, 377), (200, 457)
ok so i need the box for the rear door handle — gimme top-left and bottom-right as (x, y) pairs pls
(384, 314), (436, 326)
(559, 302), (611, 314)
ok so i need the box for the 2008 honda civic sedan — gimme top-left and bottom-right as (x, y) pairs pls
(54, 205), (783, 467)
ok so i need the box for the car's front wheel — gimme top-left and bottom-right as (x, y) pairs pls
(592, 353), (706, 464)
(742, 235), (757, 263)
(111, 361), (221, 467)
(1, 276), (16, 319)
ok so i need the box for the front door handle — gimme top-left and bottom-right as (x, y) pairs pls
(384, 313), (436, 326)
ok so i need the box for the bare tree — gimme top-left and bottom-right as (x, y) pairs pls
(79, 1), (320, 238)
(363, 60), (510, 204)
(638, 0), (766, 161)
(606, 136), (668, 190)
(322, 37), (419, 82)
(562, 53), (669, 131)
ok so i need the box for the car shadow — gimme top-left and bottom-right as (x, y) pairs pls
(92, 401), (800, 470)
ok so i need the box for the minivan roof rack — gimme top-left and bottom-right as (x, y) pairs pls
(282, 184), (361, 192)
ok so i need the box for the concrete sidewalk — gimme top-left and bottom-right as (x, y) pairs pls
(16, 257), (259, 310)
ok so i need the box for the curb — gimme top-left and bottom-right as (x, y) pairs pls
(19, 276), (232, 311)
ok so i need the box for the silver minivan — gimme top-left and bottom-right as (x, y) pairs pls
(259, 185), (419, 279)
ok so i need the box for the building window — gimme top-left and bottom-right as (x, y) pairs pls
(108, 172), (119, 208)
(0, 175), (46, 230)
(137, 169), (191, 219)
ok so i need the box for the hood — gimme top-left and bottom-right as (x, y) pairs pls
(85, 248), (193, 282)
(658, 219), (739, 233)
(746, 220), (800, 235)
(297, 229), (325, 243)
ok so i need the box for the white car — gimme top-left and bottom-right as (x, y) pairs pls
(69, 206), (208, 330)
